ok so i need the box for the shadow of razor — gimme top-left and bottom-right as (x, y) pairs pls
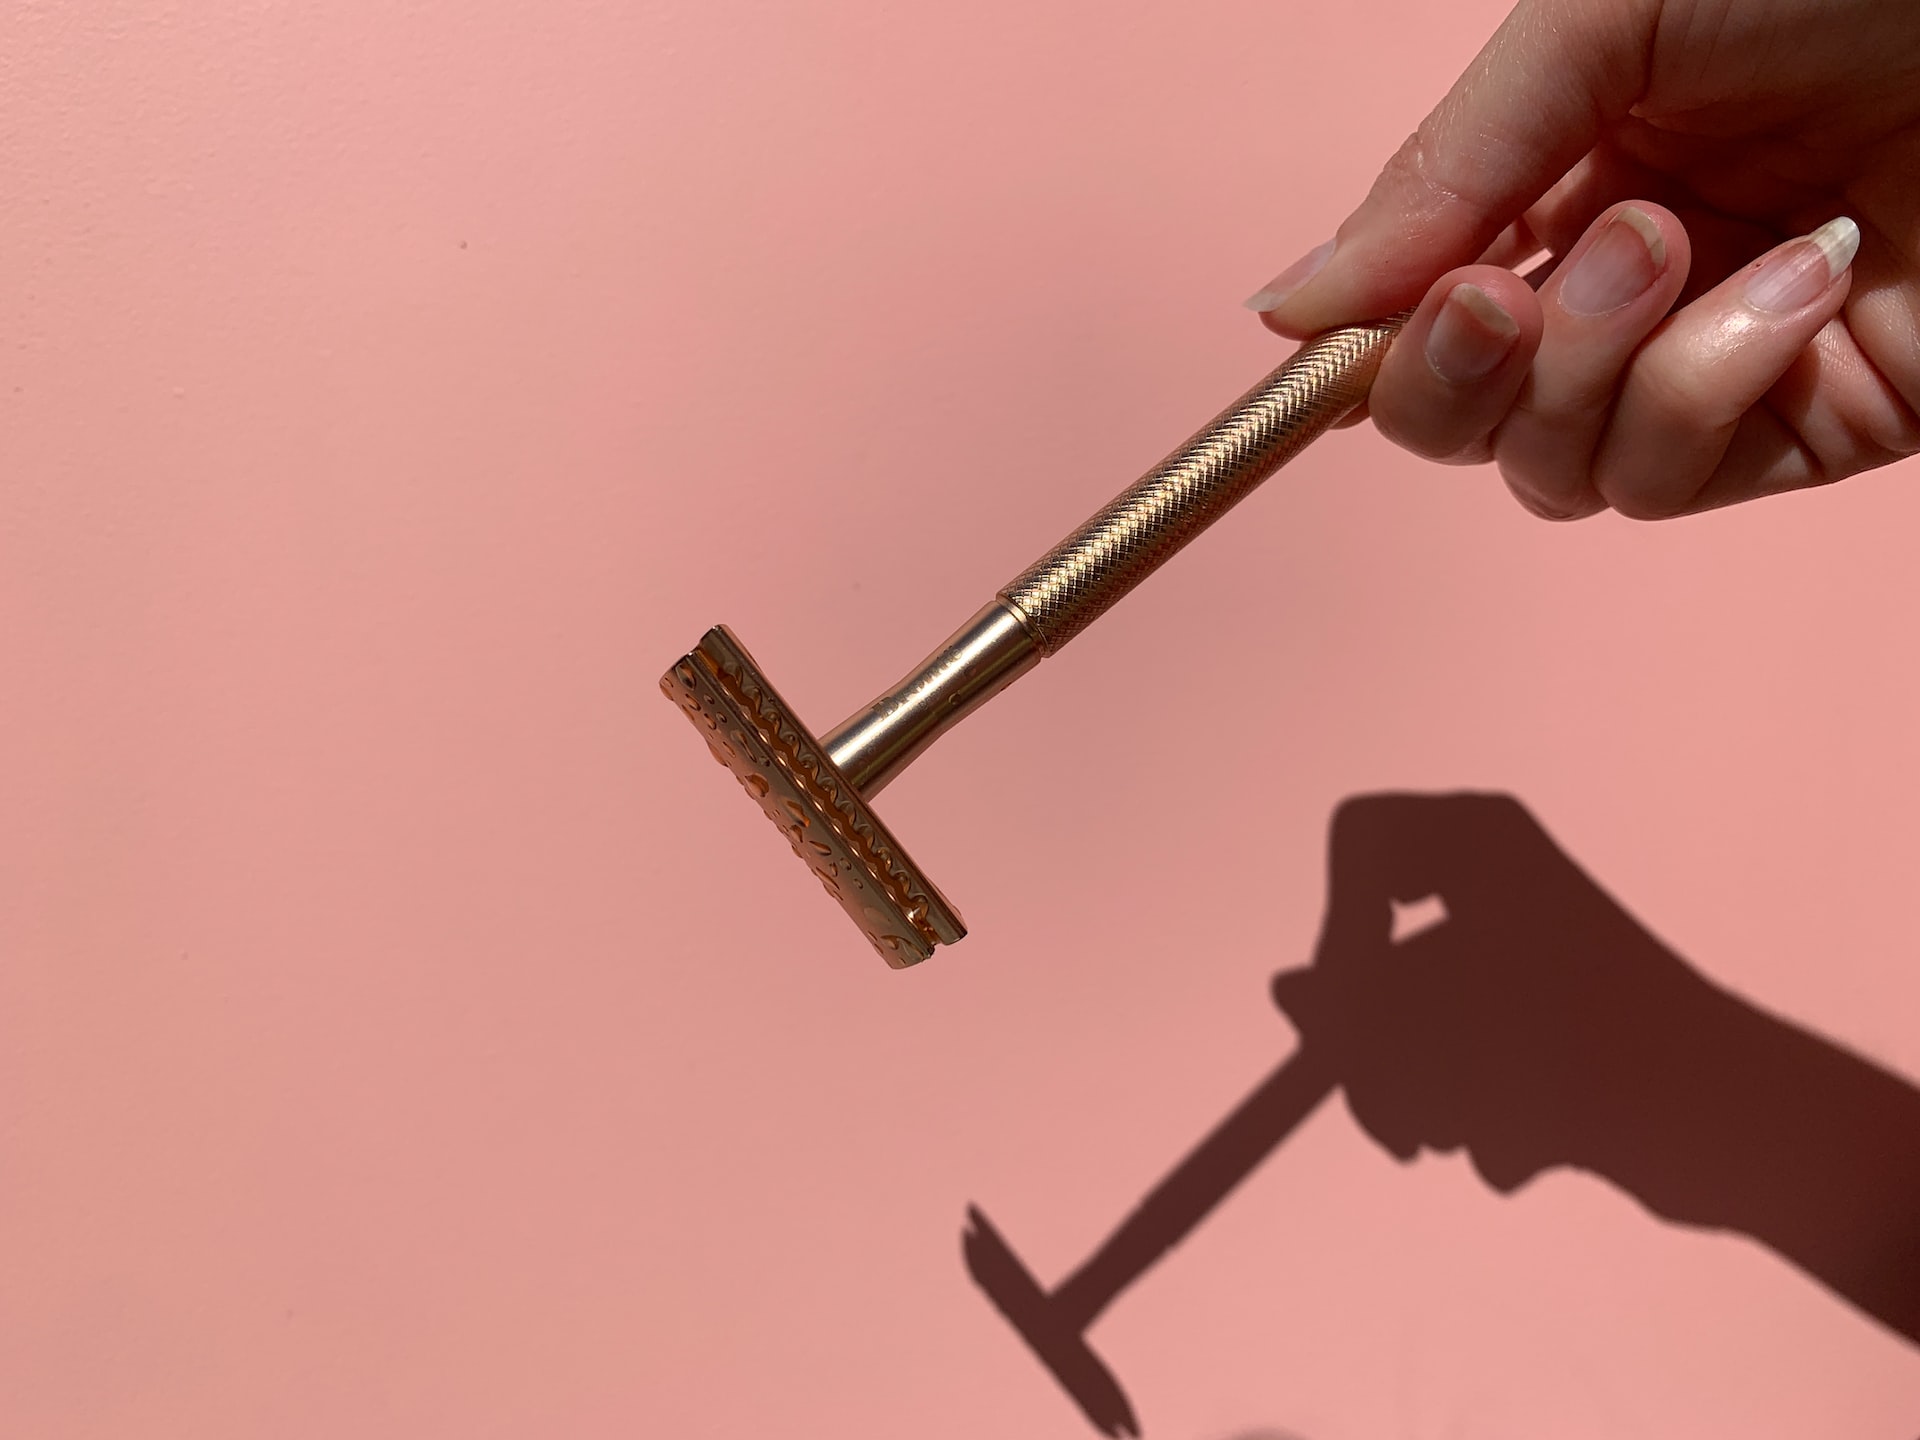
(964, 1045), (1338, 1436)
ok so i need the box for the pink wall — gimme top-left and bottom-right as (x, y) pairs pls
(5, 2), (1918, 1436)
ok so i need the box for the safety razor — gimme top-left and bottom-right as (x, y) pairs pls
(660, 313), (1407, 966)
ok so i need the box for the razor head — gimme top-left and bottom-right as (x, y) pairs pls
(660, 625), (966, 968)
(963, 1205), (1141, 1437)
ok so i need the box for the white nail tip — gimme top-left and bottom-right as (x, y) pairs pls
(1811, 216), (1861, 278)
(1451, 282), (1519, 336)
(1617, 206), (1666, 267)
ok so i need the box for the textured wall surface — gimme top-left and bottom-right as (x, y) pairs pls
(5, 2), (1919, 1436)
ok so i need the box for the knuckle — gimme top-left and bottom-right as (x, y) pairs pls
(1497, 454), (1590, 521)
(1371, 400), (1479, 462)
(1438, 437), (1498, 467)
(1595, 474), (1693, 521)
(1494, 429), (1607, 519)
(1372, 356), (1504, 465)
(1478, 792), (1541, 842)
(1443, 790), (1527, 830)
(1833, 343), (1920, 462)
(1593, 368), (1722, 520)
(1374, 126), (1471, 230)
(1329, 795), (1386, 848)
(1636, 360), (1721, 428)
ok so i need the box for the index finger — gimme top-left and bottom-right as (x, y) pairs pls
(1252, 0), (1658, 336)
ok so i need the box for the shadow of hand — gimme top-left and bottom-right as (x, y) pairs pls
(1270, 791), (1708, 1192)
(1271, 791), (1920, 1343)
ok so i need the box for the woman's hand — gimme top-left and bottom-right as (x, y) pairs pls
(1246, 0), (1920, 519)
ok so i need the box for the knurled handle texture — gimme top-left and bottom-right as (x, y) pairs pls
(998, 314), (1409, 655)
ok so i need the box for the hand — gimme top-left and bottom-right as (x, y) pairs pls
(1246, 0), (1920, 520)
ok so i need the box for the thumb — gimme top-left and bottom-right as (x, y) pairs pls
(1248, 0), (1656, 336)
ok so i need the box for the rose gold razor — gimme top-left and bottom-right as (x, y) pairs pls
(660, 314), (1407, 967)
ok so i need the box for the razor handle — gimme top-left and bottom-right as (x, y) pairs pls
(825, 315), (1409, 795)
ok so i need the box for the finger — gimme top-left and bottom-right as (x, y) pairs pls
(1846, 177), (1920, 421)
(1478, 214), (1548, 272)
(1366, 266), (1543, 464)
(1507, 143), (1779, 300)
(1344, 1079), (1422, 1163)
(1492, 202), (1692, 520)
(1246, 0), (1656, 335)
(1314, 792), (1536, 969)
(1515, 143), (1686, 261)
(1326, 225), (1545, 433)
(1664, 206), (1777, 306)
(1470, 1146), (1545, 1194)
(1591, 217), (1861, 518)
(1269, 966), (1324, 1039)
(1313, 214), (1553, 437)
(1336, 926), (1457, 1163)
(1674, 311), (1920, 513)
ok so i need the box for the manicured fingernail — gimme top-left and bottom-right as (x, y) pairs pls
(1425, 283), (1519, 384)
(1745, 216), (1860, 312)
(1244, 238), (1336, 311)
(1559, 205), (1665, 316)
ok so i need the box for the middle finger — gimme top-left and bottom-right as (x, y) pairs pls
(1492, 202), (1692, 518)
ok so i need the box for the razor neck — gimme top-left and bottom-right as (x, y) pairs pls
(822, 600), (1041, 797)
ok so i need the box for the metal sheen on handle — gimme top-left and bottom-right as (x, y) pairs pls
(660, 313), (1409, 966)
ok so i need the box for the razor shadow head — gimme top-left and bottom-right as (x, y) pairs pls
(660, 625), (966, 968)
(963, 1205), (1141, 1438)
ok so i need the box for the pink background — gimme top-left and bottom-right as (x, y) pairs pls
(5, 1), (1919, 1436)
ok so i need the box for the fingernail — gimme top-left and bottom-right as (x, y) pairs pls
(1244, 238), (1336, 312)
(1559, 205), (1665, 316)
(1425, 283), (1520, 384)
(1745, 216), (1860, 312)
